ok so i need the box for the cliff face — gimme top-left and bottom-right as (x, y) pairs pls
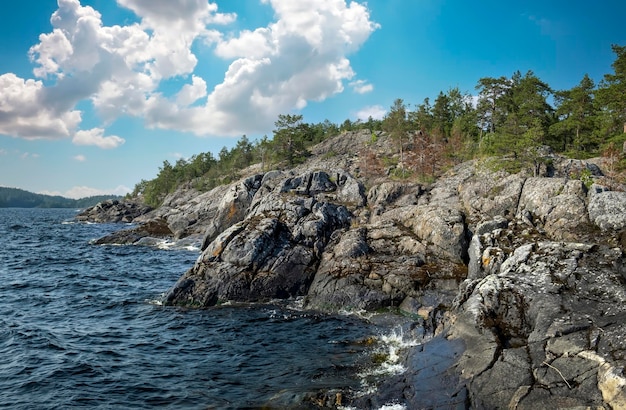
(82, 131), (626, 409)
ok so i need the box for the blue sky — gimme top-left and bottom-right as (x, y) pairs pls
(1, 0), (624, 198)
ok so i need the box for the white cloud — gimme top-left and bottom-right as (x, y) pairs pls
(73, 154), (87, 162)
(355, 104), (386, 121)
(0, 0), (378, 141)
(0, 149), (7, 155)
(72, 128), (125, 149)
(176, 75), (207, 106)
(40, 184), (132, 199)
(350, 79), (374, 94)
(155, 0), (380, 136)
(0, 73), (82, 139)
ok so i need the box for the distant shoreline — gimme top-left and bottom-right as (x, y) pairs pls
(0, 187), (122, 209)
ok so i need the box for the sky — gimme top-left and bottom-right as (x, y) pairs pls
(0, 0), (625, 199)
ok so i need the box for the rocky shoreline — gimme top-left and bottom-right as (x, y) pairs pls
(78, 131), (626, 409)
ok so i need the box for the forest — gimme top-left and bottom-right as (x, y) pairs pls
(132, 44), (626, 208)
(0, 187), (122, 208)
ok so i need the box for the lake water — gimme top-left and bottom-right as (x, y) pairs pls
(0, 208), (417, 409)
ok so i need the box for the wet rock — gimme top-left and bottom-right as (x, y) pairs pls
(92, 218), (172, 245)
(75, 199), (152, 223)
(165, 184), (353, 306)
(82, 139), (626, 408)
(350, 336), (467, 409)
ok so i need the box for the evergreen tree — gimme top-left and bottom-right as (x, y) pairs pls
(596, 44), (626, 141)
(551, 74), (597, 154)
(383, 98), (410, 176)
(273, 114), (308, 166)
(410, 97), (433, 133)
(503, 70), (554, 154)
(431, 91), (453, 138)
(475, 76), (510, 149)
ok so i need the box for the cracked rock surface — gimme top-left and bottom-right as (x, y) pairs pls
(81, 133), (626, 409)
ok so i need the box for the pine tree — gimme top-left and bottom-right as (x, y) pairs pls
(273, 114), (308, 167)
(551, 74), (597, 154)
(596, 44), (626, 141)
(382, 99), (410, 176)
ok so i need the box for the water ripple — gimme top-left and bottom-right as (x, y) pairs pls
(0, 208), (401, 409)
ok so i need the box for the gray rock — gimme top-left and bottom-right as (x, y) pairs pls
(458, 170), (526, 219)
(199, 174), (263, 248)
(92, 218), (172, 245)
(516, 177), (590, 240)
(75, 199), (152, 223)
(449, 240), (626, 409)
(304, 220), (466, 313)
(400, 205), (469, 263)
(588, 190), (626, 230)
(82, 146), (626, 408)
(165, 180), (353, 306)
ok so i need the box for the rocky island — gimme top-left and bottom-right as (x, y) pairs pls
(79, 129), (626, 409)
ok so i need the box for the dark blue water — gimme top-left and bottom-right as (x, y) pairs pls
(0, 208), (403, 409)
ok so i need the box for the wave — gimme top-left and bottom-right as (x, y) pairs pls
(354, 326), (427, 398)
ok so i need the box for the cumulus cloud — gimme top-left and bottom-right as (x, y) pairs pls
(40, 184), (132, 199)
(0, 0), (378, 141)
(73, 154), (87, 162)
(72, 128), (125, 149)
(193, 0), (380, 135)
(355, 104), (386, 121)
(176, 75), (207, 106)
(0, 73), (82, 139)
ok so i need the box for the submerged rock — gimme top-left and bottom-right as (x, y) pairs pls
(92, 218), (173, 245)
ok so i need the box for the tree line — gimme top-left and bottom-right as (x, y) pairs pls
(0, 187), (121, 208)
(133, 44), (626, 207)
(365, 44), (626, 180)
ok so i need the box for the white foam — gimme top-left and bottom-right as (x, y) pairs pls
(355, 327), (424, 398)
(378, 403), (407, 410)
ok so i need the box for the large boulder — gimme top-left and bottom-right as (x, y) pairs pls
(374, 204), (469, 263)
(304, 224), (427, 312)
(516, 177), (589, 240)
(588, 188), (626, 230)
(304, 218), (467, 314)
(164, 171), (356, 307)
(199, 174), (264, 248)
(458, 170), (526, 220)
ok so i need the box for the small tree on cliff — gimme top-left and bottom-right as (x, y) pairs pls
(383, 98), (410, 176)
(272, 114), (309, 167)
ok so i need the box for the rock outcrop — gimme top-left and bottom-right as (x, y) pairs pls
(449, 236), (626, 409)
(75, 199), (152, 223)
(164, 170), (358, 306)
(83, 136), (626, 409)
